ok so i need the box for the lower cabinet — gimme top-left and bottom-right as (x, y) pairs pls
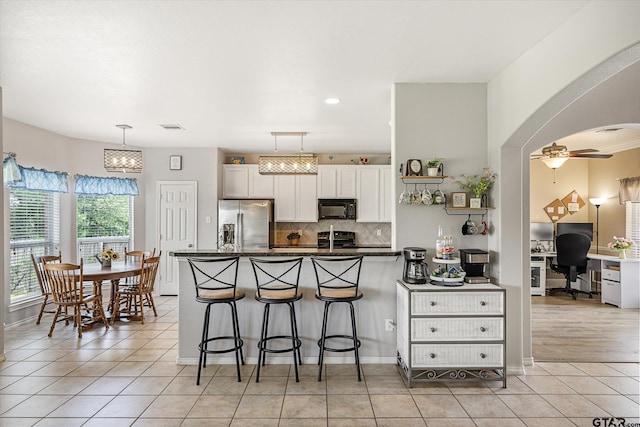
(396, 281), (506, 388)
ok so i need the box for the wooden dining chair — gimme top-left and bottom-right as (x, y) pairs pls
(111, 253), (161, 324)
(31, 252), (62, 325)
(44, 260), (109, 338)
(118, 247), (157, 311)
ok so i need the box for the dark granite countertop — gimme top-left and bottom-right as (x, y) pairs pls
(170, 248), (400, 257)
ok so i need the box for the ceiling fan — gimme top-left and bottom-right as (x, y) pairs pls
(532, 142), (612, 169)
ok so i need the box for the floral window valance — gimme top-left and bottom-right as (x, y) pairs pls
(619, 176), (640, 204)
(75, 175), (139, 196)
(6, 165), (69, 193)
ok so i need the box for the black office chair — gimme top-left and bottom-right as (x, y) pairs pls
(548, 233), (592, 300)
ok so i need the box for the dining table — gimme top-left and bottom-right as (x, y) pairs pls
(82, 260), (143, 320)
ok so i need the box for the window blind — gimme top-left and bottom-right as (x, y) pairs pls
(9, 189), (60, 302)
(625, 201), (639, 258)
(76, 195), (134, 263)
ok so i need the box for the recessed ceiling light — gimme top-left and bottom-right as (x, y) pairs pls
(324, 98), (341, 105)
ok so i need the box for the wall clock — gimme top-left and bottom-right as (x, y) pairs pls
(405, 159), (423, 176)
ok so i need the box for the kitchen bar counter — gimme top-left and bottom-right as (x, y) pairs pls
(170, 247), (399, 257)
(170, 249), (402, 366)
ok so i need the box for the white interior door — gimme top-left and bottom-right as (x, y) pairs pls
(157, 181), (197, 295)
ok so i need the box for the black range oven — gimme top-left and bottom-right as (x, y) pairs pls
(317, 231), (357, 249)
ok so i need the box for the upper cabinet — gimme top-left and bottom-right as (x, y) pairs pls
(317, 165), (357, 198)
(356, 165), (391, 223)
(274, 175), (318, 222)
(223, 165), (274, 199)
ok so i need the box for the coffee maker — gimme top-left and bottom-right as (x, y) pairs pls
(403, 247), (429, 284)
(459, 248), (490, 283)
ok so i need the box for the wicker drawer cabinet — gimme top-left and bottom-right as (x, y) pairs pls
(396, 281), (506, 387)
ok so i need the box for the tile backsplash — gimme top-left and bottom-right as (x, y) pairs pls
(275, 220), (391, 246)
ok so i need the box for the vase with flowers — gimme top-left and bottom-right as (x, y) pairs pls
(452, 168), (497, 207)
(607, 236), (635, 259)
(95, 248), (120, 267)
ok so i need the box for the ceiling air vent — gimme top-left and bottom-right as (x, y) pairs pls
(159, 124), (185, 130)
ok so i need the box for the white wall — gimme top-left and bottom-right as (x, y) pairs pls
(393, 83), (488, 252)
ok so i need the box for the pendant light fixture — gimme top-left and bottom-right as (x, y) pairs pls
(258, 132), (318, 175)
(104, 124), (143, 173)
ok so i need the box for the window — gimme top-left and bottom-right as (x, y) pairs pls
(9, 189), (60, 302)
(626, 201), (639, 258)
(76, 195), (134, 263)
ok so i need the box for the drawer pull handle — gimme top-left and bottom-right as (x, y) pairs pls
(480, 301), (486, 306)
(480, 327), (486, 332)
(430, 353), (436, 358)
(480, 353), (486, 359)
(430, 327), (436, 333)
(430, 301), (436, 306)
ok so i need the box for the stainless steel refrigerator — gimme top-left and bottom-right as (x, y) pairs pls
(218, 199), (274, 249)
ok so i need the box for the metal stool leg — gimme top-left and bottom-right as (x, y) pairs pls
(256, 303), (270, 383)
(288, 302), (300, 382)
(230, 301), (242, 382)
(197, 304), (212, 385)
(317, 301), (331, 381)
(349, 301), (362, 381)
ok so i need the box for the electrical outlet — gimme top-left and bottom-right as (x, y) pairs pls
(205, 216), (211, 224)
(385, 318), (395, 331)
(376, 229), (382, 236)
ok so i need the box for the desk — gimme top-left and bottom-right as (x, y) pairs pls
(587, 254), (640, 308)
(530, 252), (555, 296)
(82, 261), (142, 315)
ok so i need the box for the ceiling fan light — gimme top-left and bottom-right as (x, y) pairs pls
(541, 156), (568, 169)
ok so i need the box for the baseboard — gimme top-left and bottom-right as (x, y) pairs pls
(176, 356), (398, 366)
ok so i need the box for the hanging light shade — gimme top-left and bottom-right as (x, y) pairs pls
(104, 124), (143, 173)
(3, 152), (23, 186)
(258, 132), (318, 175)
(541, 156), (568, 169)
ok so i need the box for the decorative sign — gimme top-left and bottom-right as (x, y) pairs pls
(544, 198), (568, 223)
(561, 190), (585, 215)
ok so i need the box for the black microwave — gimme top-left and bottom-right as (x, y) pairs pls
(318, 199), (357, 220)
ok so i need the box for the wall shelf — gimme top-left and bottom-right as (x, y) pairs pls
(400, 175), (448, 185)
(444, 206), (492, 215)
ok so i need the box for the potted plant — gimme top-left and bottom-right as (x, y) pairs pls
(287, 231), (301, 246)
(425, 158), (442, 176)
(452, 168), (497, 207)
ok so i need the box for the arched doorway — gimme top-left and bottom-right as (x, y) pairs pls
(499, 44), (640, 369)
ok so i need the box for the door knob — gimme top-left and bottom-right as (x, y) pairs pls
(188, 244), (193, 248)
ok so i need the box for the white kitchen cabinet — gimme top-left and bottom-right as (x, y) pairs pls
(356, 166), (391, 222)
(223, 165), (251, 198)
(317, 165), (357, 198)
(274, 174), (317, 222)
(248, 167), (274, 198)
(379, 166), (392, 222)
(396, 281), (506, 388)
(222, 164), (274, 199)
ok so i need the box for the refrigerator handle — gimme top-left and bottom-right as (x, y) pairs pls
(237, 212), (243, 250)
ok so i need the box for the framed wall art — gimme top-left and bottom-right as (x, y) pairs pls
(170, 155), (182, 170)
(451, 192), (467, 208)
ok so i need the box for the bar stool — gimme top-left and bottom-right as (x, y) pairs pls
(311, 255), (363, 381)
(187, 256), (245, 385)
(250, 257), (303, 383)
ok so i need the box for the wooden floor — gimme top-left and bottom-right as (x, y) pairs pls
(532, 293), (640, 363)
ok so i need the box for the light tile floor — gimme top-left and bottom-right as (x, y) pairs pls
(1, 296), (638, 426)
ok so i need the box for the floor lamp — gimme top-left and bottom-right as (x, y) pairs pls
(589, 197), (606, 295)
(589, 197), (606, 254)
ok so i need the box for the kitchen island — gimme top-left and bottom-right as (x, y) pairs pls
(170, 248), (402, 365)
